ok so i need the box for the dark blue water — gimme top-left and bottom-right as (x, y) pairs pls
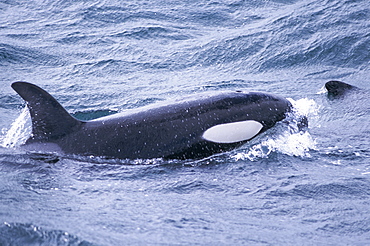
(1, 0), (370, 245)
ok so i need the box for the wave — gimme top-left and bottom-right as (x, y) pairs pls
(267, 178), (370, 200)
(0, 222), (94, 246)
(171, 0), (370, 71)
(0, 43), (64, 67)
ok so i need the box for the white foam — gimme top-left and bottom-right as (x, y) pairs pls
(232, 98), (319, 161)
(1, 106), (32, 148)
(289, 98), (320, 120)
(316, 85), (328, 95)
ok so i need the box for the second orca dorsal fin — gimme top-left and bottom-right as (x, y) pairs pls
(11, 82), (82, 141)
(325, 81), (358, 97)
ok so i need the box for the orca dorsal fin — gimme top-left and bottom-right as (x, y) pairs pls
(325, 81), (357, 97)
(11, 82), (82, 141)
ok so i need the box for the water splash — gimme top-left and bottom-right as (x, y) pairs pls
(232, 98), (319, 161)
(290, 97), (321, 125)
(1, 106), (32, 148)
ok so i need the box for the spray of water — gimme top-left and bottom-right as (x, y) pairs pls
(232, 98), (319, 161)
(1, 106), (32, 148)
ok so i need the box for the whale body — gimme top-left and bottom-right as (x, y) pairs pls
(11, 82), (293, 159)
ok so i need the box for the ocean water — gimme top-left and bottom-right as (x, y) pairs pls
(0, 0), (370, 245)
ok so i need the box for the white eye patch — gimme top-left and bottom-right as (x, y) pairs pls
(202, 120), (263, 143)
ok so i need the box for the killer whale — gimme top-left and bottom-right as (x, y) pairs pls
(11, 82), (293, 159)
(325, 81), (359, 97)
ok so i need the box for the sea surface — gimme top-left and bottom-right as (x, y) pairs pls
(1, 0), (370, 245)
